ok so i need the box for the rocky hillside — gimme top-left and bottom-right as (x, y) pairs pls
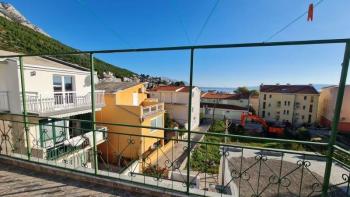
(0, 2), (135, 77)
(0, 2), (50, 37)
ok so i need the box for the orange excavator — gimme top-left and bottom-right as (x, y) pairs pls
(240, 112), (284, 135)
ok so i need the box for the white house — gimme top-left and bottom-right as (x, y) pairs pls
(149, 86), (200, 130)
(200, 92), (249, 120)
(0, 50), (106, 168)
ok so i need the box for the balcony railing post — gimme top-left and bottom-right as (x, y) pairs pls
(322, 42), (350, 196)
(89, 53), (98, 175)
(186, 48), (194, 194)
(19, 56), (31, 160)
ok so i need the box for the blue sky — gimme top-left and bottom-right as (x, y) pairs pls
(6, 0), (350, 87)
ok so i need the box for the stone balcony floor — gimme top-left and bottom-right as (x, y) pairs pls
(0, 161), (144, 197)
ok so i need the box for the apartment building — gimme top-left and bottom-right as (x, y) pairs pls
(0, 50), (106, 168)
(258, 84), (319, 126)
(318, 85), (350, 132)
(200, 92), (248, 120)
(149, 86), (200, 130)
(249, 94), (260, 114)
(96, 82), (165, 163)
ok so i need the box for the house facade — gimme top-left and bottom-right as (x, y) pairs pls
(149, 86), (200, 130)
(258, 84), (319, 126)
(249, 95), (260, 114)
(0, 50), (106, 168)
(96, 82), (165, 164)
(200, 92), (248, 120)
(317, 85), (350, 132)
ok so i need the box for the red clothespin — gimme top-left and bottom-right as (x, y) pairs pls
(307, 3), (314, 21)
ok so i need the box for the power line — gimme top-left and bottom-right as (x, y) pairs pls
(169, 1), (192, 44)
(264, 0), (325, 42)
(194, 0), (221, 44)
(75, 0), (133, 48)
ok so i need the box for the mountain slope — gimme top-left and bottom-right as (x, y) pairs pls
(0, 2), (50, 37)
(0, 10), (135, 77)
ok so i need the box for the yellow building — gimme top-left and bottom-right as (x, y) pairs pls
(95, 82), (165, 164)
(258, 84), (319, 126)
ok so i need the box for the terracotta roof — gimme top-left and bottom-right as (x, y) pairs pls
(200, 102), (248, 110)
(260, 85), (319, 94)
(150, 86), (195, 92)
(201, 92), (246, 100)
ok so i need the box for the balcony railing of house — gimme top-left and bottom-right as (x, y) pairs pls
(21, 90), (105, 114)
(0, 38), (350, 196)
(142, 103), (164, 118)
(46, 126), (108, 160)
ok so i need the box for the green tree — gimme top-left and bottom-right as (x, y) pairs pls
(234, 86), (259, 97)
(171, 81), (185, 86)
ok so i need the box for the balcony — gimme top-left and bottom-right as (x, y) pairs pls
(141, 101), (164, 118)
(0, 38), (349, 196)
(22, 90), (105, 115)
(44, 126), (107, 160)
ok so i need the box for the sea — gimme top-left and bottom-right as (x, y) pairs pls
(199, 84), (334, 93)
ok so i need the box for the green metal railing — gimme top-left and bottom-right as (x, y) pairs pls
(0, 38), (349, 196)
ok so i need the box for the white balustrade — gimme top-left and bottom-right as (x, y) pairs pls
(18, 90), (105, 114)
(142, 103), (164, 117)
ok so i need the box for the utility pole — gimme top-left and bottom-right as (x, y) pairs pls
(211, 98), (218, 125)
(221, 117), (229, 192)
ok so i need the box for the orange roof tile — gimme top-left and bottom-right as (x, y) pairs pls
(201, 92), (246, 100)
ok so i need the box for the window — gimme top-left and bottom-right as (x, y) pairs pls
(284, 101), (287, 106)
(151, 118), (157, 129)
(287, 110), (289, 115)
(263, 94), (266, 100)
(303, 105), (306, 110)
(263, 102), (266, 109)
(311, 96), (314, 103)
(304, 96), (307, 100)
(53, 75), (75, 104)
(269, 95), (272, 98)
(277, 101), (281, 107)
(309, 105), (313, 113)
(302, 115), (305, 120)
(287, 101), (290, 106)
(39, 119), (67, 148)
(53, 76), (62, 92)
(64, 76), (73, 91)
(283, 110), (286, 115)
(308, 114), (312, 123)
(268, 112), (270, 116)
(268, 103), (271, 107)
(262, 111), (265, 118)
(150, 116), (163, 132)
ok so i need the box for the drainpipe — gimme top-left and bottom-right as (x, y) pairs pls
(89, 53), (98, 175)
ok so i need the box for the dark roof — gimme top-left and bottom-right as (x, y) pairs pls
(201, 92), (247, 100)
(150, 85), (195, 92)
(96, 82), (141, 93)
(200, 102), (247, 110)
(260, 85), (319, 94)
(43, 56), (89, 71)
